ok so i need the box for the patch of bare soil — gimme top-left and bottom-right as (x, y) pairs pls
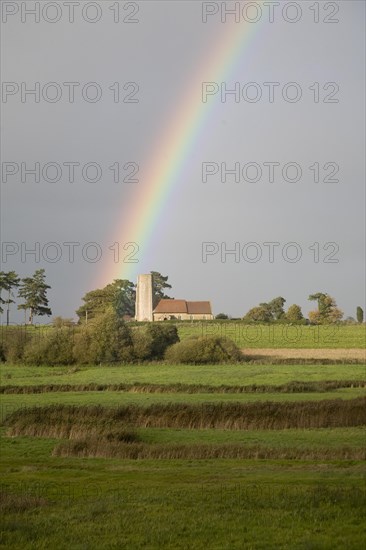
(242, 348), (366, 361)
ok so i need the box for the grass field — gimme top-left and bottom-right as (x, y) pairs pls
(1, 362), (365, 387)
(1, 434), (365, 549)
(1, 325), (366, 549)
(177, 322), (366, 348)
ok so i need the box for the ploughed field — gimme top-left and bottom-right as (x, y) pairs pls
(1, 329), (365, 549)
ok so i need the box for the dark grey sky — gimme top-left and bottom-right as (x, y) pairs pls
(1, 1), (365, 322)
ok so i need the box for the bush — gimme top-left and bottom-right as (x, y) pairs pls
(0, 343), (5, 362)
(132, 324), (179, 361)
(23, 327), (75, 365)
(2, 328), (33, 363)
(73, 310), (134, 364)
(165, 336), (242, 364)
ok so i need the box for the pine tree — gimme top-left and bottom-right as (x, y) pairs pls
(0, 271), (20, 325)
(18, 269), (52, 324)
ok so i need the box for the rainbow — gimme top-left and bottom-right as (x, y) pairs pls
(100, 4), (265, 286)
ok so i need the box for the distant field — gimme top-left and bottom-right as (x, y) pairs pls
(178, 322), (366, 348)
(1, 363), (365, 388)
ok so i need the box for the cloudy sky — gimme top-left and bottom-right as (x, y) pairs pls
(1, 0), (365, 322)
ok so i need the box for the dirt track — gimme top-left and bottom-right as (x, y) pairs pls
(242, 348), (366, 361)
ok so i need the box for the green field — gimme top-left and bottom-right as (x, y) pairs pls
(1, 435), (365, 549)
(1, 362), (365, 387)
(1, 351), (365, 549)
(177, 322), (366, 348)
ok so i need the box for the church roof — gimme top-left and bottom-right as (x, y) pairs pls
(153, 299), (212, 315)
(187, 301), (212, 314)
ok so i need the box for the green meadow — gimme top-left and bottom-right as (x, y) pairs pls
(1, 324), (365, 549)
(177, 322), (366, 348)
(1, 362), (365, 387)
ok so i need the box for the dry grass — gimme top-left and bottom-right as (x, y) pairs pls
(1, 380), (365, 395)
(52, 439), (365, 461)
(0, 492), (48, 512)
(5, 399), (366, 435)
(243, 348), (366, 361)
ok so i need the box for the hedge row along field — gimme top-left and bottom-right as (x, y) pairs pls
(1, 322), (365, 356)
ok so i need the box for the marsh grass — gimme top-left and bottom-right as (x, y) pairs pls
(1, 379), (365, 394)
(0, 491), (48, 513)
(5, 399), (366, 436)
(52, 439), (365, 461)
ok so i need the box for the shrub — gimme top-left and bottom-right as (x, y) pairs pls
(73, 310), (134, 364)
(23, 327), (75, 365)
(0, 342), (5, 362)
(165, 336), (242, 364)
(2, 328), (33, 363)
(146, 324), (179, 358)
(132, 324), (179, 361)
(131, 329), (153, 361)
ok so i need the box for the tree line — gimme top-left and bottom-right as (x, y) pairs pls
(239, 293), (347, 324)
(0, 269), (364, 325)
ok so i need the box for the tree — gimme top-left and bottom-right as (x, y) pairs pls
(113, 280), (136, 317)
(76, 279), (136, 322)
(0, 271), (20, 325)
(286, 304), (304, 322)
(73, 310), (134, 364)
(356, 306), (364, 324)
(265, 297), (286, 320)
(308, 293), (329, 317)
(308, 293), (343, 324)
(243, 306), (272, 323)
(151, 271), (172, 309)
(258, 297), (286, 321)
(0, 272), (6, 314)
(17, 269), (52, 324)
(216, 313), (229, 319)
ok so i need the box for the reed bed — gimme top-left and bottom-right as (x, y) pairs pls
(52, 439), (365, 461)
(5, 398), (366, 435)
(2, 379), (365, 395)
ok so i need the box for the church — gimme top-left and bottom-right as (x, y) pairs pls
(135, 274), (214, 322)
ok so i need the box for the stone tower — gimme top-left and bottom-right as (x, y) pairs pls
(135, 274), (153, 321)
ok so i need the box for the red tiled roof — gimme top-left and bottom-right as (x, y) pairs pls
(153, 299), (188, 313)
(187, 301), (212, 314)
(153, 299), (212, 315)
